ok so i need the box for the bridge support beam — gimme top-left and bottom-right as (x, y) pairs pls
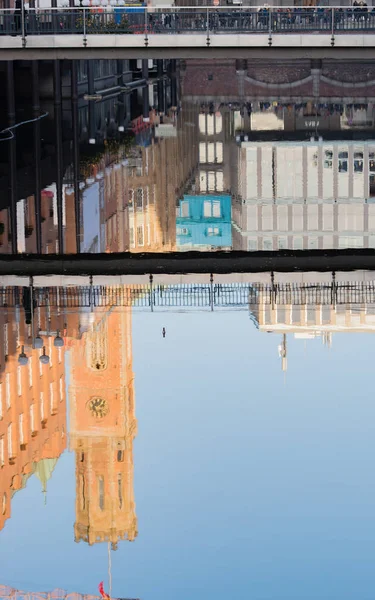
(1, 250), (375, 276)
(71, 59), (81, 254)
(7, 61), (17, 254)
(32, 61), (42, 255)
(142, 59), (149, 122)
(53, 59), (64, 254)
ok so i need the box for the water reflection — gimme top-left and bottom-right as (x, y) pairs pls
(0, 295), (137, 550)
(0, 274), (375, 595)
(2, 58), (375, 255)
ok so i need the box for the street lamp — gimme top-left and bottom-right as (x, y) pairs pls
(34, 331), (44, 349)
(54, 330), (64, 347)
(18, 344), (50, 366)
(18, 346), (29, 366)
(39, 347), (50, 365)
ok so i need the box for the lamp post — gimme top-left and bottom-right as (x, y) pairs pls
(18, 330), (65, 365)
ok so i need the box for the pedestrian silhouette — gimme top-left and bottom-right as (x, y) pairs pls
(162, 327), (166, 338)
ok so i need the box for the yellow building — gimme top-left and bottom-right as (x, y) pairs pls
(69, 307), (137, 549)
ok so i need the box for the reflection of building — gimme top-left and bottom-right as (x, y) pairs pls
(0, 302), (69, 530)
(182, 59), (375, 106)
(69, 308), (137, 548)
(0, 585), (108, 600)
(248, 274), (375, 370)
(128, 103), (199, 252)
(176, 194), (232, 250)
(233, 140), (375, 251)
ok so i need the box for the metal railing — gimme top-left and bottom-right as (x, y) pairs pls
(1, 5), (375, 37)
(1, 281), (375, 311)
(251, 281), (375, 306)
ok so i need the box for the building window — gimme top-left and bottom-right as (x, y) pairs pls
(206, 227), (220, 237)
(262, 205), (273, 231)
(180, 201), (189, 217)
(137, 225), (144, 247)
(0, 437), (4, 467)
(293, 236), (303, 250)
(203, 200), (221, 218)
(30, 404), (35, 433)
(128, 189), (134, 211)
(7, 424), (12, 458)
(5, 374), (10, 410)
(263, 238), (273, 251)
(40, 392), (44, 421)
(50, 382), (56, 415)
(136, 188), (143, 210)
(248, 238), (257, 251)
(278, 236), (288, 250)
(80, 474), (85, 510)
(59, 376), (64, 400)
(19, 413), (24, 445)
(177, 227), (190, 236)
(204, 201), (213, 218)
(129, 227), (135, 247)
(58, 347), (62, 364)
(98, 476), (105, 511)
(307, 205), (319, 231)
(28, 361), (33, 388)
(3, 324), (8, 356)
(2, 493), (6, 515)
(117, 450), (124, 462)
(277, 206), (288, 232)
(118, 473), (123, 510)
(17, 367), (22, 396)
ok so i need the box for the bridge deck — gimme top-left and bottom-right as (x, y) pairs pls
(0, 7), (375, 58)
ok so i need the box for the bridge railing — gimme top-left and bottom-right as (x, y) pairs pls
(2, 282), (375, 311)
(1, 5), (375, 36)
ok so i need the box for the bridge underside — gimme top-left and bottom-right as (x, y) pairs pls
(1, 250), (375, 275)
(1, 34), (375, 59)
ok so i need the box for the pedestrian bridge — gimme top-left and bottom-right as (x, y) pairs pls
(1, 6), (375, 58)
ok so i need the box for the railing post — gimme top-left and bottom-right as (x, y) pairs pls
(206, 5), (210, 46)
(331, 272), (337, 308)
(331, 6), (335, 45)
(149, 274), (154, 312)
(89, 275), (94, 312)
(268, 6), (272, 45)
(21, 0), (26, 47)
(210, 274), (214, 311)
(144, 6), (148, 44)
(83, 7), (87, 46)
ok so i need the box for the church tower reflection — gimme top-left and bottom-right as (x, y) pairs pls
(69, 308), (137, 549)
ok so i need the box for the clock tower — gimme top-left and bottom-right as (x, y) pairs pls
(69, 308), (137, 548)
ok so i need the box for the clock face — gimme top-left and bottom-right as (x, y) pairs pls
(87, 397), (109, 419)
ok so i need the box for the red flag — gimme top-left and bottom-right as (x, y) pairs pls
(98, 583), (110, 600)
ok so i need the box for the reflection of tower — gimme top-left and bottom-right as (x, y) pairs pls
(69, 308), (137, 549)
(278, 334), (287, 372)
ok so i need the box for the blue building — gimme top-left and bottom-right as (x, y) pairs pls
(176, 194), (232, 250)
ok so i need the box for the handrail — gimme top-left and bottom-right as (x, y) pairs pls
(0, 5), (373, 10)
(0, 5), (374, 38)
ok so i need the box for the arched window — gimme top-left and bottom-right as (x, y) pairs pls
(98, 476), (104, 511)
(118, 474), (123, 509)
(87, 321), (108, 371)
